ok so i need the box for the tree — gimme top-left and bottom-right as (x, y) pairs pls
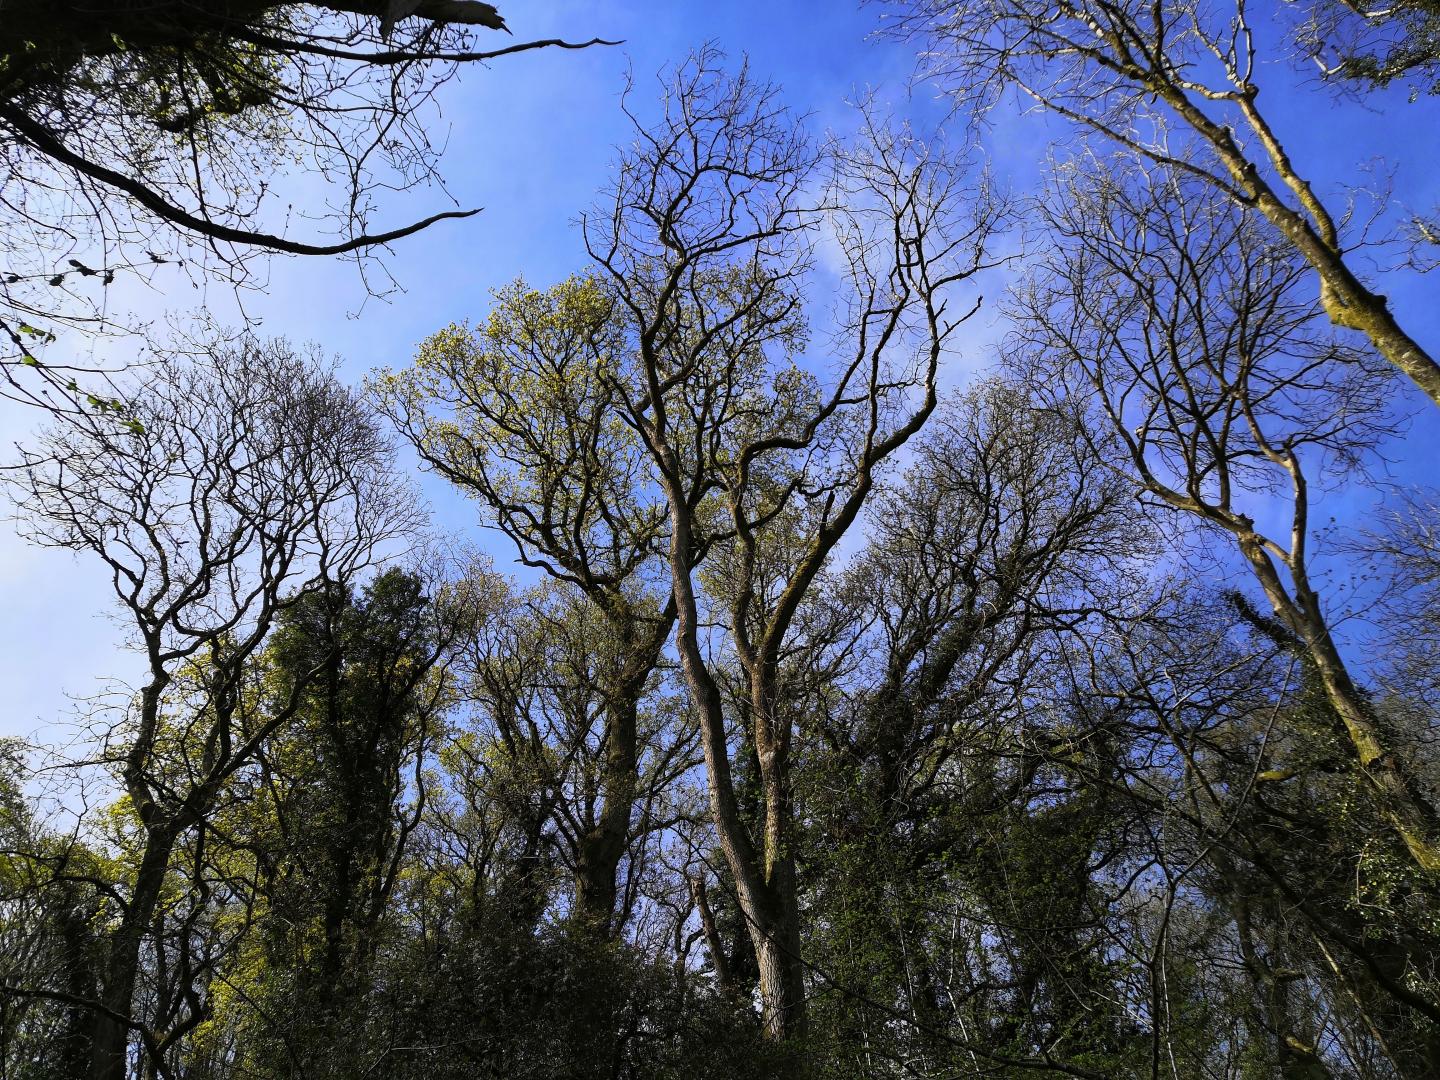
(885, 0), (1440, 409)
(0, 1), (608, 410)
(577, 50), (1003, 1046)
(4, 337), (416, 1079)
(0, 740), (112, 1080)
(447, 581), (700, 937)
(1075, 590), (1440, 1075)
(1366, 490), (1440, 744)
(800, 379), (1142, 1073)
(209, 569), (460, 1078)
(1005, 154), (1440, 875)
(377, 275), (683, 935)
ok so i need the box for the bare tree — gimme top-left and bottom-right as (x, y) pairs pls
(580, 50), (1002, 1045)
(1005, 155), (1440, 874)
(4, 337), (418, 1079)
(885, 0), (1440, 409)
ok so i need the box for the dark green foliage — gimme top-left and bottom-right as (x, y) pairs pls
(365, 920), (783, 1080)
(239, 570), (449, 1075)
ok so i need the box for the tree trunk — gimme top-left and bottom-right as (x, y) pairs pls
(572, 607), (670, 935)
(749, 866), (807, 1044)
(752, 716), (807, 1043)
(661, 492), (809, 1046)
(572, 693), (636, 933)
(88, 823), (178, 1080)
(1237, 534), (1440, 872)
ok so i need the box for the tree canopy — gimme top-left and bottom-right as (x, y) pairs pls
(2, 8), (1438, 1080)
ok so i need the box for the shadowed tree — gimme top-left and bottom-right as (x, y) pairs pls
(219, 568), (460, 1078)
(800, 379), (1141, 1071)
(377, 275), (682, 935)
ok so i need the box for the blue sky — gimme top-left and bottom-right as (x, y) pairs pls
(2, 1), (1438, 742)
